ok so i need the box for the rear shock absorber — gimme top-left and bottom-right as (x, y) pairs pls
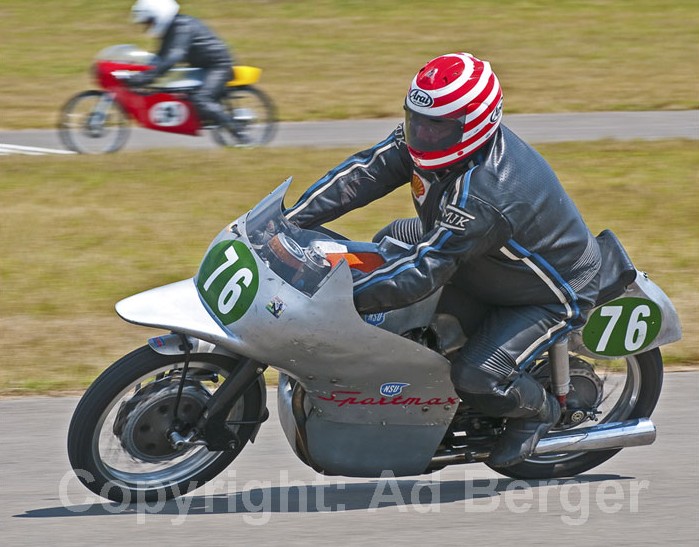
(548, 336), (571, 410)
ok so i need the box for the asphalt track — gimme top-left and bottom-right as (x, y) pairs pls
(0, 110), (697, 154)
(1, 372), (698, 545)
(1, 113), (697, 544)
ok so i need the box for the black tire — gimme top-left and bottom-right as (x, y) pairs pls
(67, 345), (263, 502)
(211, 85), (277, 147)
(487, 349), (664, 480)
(58, 90), (130, 154)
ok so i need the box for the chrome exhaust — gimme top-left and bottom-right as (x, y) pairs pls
(533, 418), (656, 455)
(428, 418), (656, 469)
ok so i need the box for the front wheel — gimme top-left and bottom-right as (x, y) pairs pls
(58, 90), (130, 154)
(487, 349), (664, 479)
(67, 345), (264, 502)
(211, 86), (277, 147)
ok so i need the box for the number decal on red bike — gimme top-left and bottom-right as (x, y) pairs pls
(196, 240), (259, 323)
(582, 297), (662, 356)
(148, 102), (189, 127)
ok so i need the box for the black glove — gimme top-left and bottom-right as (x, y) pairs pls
(127, 71), (155, 87)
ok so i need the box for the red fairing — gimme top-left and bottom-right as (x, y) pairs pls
(94, 60), (152, 90)
(93, 60), (202, 135)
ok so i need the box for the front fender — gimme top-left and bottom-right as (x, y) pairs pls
(145, 332), (268, 443)
(147, 332), (219, 356)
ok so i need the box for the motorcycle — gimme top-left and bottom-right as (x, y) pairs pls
(58, 44), (277, 154)
(67, 178), (682, 502)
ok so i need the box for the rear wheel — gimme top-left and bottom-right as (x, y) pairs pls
(487, 349), (663, 479)
(58, 90), (130, 154)
(67, 345), (264, 502)
(211, 86), (277, 147)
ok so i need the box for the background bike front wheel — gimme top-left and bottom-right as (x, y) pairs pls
(58, 90), (130, 154)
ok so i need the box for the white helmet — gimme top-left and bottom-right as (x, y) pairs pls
(131, 0), (180, 38)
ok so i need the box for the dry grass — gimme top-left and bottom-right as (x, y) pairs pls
(0, 0), (697, 129)
(1, 141), (697, 394)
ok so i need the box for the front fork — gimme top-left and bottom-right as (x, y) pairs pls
(548, 335), (571, 410)
(87, 92), (116, 134)
(196, 358), (268, 450)
(148, 333), (268, 451)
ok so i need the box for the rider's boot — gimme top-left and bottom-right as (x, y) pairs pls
(487, 391), (561, 467)
(452, 365), (561, 468)
(193, 94), (250, 145)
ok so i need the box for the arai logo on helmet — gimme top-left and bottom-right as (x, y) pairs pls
(408, 89), (433, 107)
(380, 382), (410, 397)
(489, 97), (504, 123)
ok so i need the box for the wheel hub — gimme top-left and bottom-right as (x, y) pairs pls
(115, 380), (210, 462)
(532, 357), (605, 429)
(84, 112), (106, 138)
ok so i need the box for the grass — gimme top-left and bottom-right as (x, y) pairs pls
(0, 0), (697, 129)
(1, 140), (697, 394)
(1, 0), (696, 393)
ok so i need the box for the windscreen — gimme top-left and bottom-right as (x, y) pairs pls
(95, 44), (156, 65)
(245, 182), (336, 297)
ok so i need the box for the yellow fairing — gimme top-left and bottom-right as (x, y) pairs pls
(228, 66), (262, 87)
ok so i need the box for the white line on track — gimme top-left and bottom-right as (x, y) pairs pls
(0, 143), (75, 156)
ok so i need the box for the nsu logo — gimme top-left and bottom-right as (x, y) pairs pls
(408, 89), (434, 108)
(379, 382), (410, 397)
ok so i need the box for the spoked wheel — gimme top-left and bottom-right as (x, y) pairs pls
(67, 345), (264, 502)
(211, 86), (277, 147)
(58, 90), (130, 154)
(487, 349), (664, 479)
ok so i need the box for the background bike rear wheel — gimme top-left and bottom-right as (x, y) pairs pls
(58, 90), (130, 154)
(211, 86), (277, 147)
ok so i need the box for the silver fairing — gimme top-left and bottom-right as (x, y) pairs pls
(117, 179), (457, 476)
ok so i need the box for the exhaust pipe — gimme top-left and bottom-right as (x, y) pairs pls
(533, 418), (656, 455)
(429, 418), (656, 469)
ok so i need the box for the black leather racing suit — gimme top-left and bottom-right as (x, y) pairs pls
(286, 123), (602, 419)
(133, 14), (234, 126)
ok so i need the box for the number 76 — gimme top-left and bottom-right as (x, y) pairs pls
(203, 245), (254, 314)
(596, 305), (651, 353)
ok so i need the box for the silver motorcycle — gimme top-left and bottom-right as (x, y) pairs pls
(67, 179), (682, 502)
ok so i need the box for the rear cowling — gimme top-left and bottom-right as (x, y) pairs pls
(570, 270), (681, 359)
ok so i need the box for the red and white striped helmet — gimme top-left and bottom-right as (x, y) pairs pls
(404, 52), (503, 170)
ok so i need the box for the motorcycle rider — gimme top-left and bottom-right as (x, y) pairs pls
(128, 0), (241, 138)
(285, 52), (602, 467)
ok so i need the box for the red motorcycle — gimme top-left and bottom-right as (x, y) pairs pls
(58, 45), (277, 154)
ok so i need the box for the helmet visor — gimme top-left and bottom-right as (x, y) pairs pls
(404, 107), (464, 152)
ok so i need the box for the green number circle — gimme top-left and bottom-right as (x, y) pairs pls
(583, 297), (662, 356)
(196, 240), (259, 324)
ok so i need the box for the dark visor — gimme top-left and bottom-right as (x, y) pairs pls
(404, 106), (464, 152)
